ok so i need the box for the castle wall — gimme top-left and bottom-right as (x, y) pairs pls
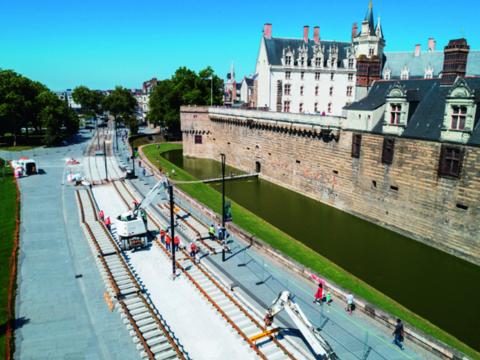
(181, 106), (480, 265)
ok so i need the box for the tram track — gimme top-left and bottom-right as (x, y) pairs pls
(75, 188), (187, 360)
(111, 179), (300, 360)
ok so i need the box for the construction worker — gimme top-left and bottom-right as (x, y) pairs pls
(173, 236), (180, 252)
(140, 209), (147, 226)
(104, 217), (111, 231)
(189, 241), (198, 259)
(160, 228), (166, 244)
(165, 235), (171, 251)
(133, 200), (140, 211)
(99, 210), (104, 221)
(208, 224), (215, 240)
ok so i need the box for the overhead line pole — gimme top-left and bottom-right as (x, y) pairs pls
(169, 183), (176, 280)
(220, 153), (226, 262)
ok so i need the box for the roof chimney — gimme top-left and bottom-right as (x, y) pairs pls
(428, 37), (436, 52)
(441, 38), (470, 85)
(352, 22), (358, 40)
(313, 26), (320, 44)
(414, 44), (421, 57)
(303, 25), (309, 43)
(263, 23), (272, 39)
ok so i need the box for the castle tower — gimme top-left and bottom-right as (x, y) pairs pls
(353, 0), (385, 95)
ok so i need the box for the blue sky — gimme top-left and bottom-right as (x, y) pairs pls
(1, 0), (478, 91)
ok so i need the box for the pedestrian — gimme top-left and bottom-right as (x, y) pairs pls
(138, 160), (142, 168)
(313, 283), (324, 304)
(325, 290), (332, 305)
(165, 235), (171, 251)
(160, 228), (166, 244)
(346, 292), (355, 315)
(140, 209), (147, 226)
(133, 199), (139, 211)
(216, 223), (223, 240)
(105, 216), (111, 231)
(173, 236), (180, 251)
(392, 319), (405, 350)
(142, 168), (146, 177)
(208, 224), (215, 240)
(99, 210), (105, 221)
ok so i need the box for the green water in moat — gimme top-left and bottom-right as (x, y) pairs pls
(163, 149), (480, 351)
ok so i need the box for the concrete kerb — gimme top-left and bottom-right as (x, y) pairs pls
(137, 144), (467, 360)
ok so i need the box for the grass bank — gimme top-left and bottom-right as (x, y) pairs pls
(142, 143), (479, 359)
(0, 161), (19, 358)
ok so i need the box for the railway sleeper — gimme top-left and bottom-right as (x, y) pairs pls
(139, 322), (158, 334)
(153, 347), (177, 360)
(141, 329), (163, 340)
(147, 335), (168, 347)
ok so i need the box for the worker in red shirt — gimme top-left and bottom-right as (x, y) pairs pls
(165, 235), (171, 251)
(104, 217), (111, 231)
(99, 210), (104, 221)
(189, 242), (198, 258)
(173, 236), (180, 252)
(159, 229), (166, 244)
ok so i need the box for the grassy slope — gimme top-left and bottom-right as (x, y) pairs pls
(143, 143), (479, 359)
(0, 163), (18, 357)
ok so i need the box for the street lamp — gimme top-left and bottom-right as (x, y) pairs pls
(168, 182), (176, 280)
(220, 153), (226, 262)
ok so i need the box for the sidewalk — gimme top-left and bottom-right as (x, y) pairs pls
(117, 135), (440, 360)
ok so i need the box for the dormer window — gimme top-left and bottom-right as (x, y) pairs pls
(441, 78), (477, 143)
(315, 57), (322, 67)
(451, 106), (467, 130)
(285, 56), (292, 66)
(401, 67), (409, 80)
(390, 104), (402, 124)
(300, 57), (305, 66)
(348, 59), (354, 69)
(369, 48), (374, 57)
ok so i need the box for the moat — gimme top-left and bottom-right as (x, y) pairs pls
(163, 149), (480, 351)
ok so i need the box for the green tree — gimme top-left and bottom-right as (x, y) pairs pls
(102, 86), (138, 133)
(147, 66), (223, 138)
(72, 86), (104, 117)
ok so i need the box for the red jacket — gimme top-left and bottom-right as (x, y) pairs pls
(315, 287), (323, 300)
(173, 236), (180, 245)
(165, 236), (171, 244)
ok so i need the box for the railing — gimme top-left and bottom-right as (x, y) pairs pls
(208, 107), (344, 129)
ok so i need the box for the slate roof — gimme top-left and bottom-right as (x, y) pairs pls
(383, 51), (480, 78)
(264, 37), (352, 67)
(345, 77), (480, 146)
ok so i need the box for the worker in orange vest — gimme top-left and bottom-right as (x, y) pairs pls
(173, 236), (180, 251)
(160, 229), (166, 244)
(165, 235), (171, 251)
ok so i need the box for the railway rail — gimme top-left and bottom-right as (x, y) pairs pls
(111, 179), (303, 360)
(76, 188), (186, 360)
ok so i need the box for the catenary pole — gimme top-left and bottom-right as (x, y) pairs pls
(221, 153), (226, 262)
(169, 183), (176, 279)
(103, 141), (108, 181)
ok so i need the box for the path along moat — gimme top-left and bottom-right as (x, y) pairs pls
(163, 149), (480, 351)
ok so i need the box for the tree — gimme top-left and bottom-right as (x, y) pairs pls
(147, 66), (223, 138)
(72, 86), (104, 117)
(102, 86), (138, 133)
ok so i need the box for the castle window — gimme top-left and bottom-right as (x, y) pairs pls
(194, 135), (202, 144)
(315, 72), (320, 80)
(301, 72), (305, 80)
(348, 73), (354, 81)
(315, 86), (319, 96)
(315, 57), (322, 67)
(401, 67), (409, 80)
(330, 73), (334, 81)
(390, 104), (402, 124)
(284, 84), (291, 96)
(314, 102), (318, 112)
(346, 86), (353, 97)
(369, 48), (374, 56)
(285, 56), (292, 66)
(451, 105), (467, 130)
(300, 57), (305, 66)
(327, 102), (332, 113)
(300, 86), (304, 96)
(348, 59), (354, 69)
(382, 138), (395, 165)
(329, 87), (334, 96)
(351, 134), (362, 158)
(285, 71), (291, 79)
(438, 145), (464, 178)
(299, 103), (304, 113)
(283, 101), (291, 113)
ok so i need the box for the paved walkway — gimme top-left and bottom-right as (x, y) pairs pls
(4, 131), (139, 359)
(116, 131), (441, 360)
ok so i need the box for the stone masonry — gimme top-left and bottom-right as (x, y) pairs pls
(180, 106), (480, 266)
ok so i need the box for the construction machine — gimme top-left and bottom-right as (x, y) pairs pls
(115, 178), (168, 250)
(265, 291), (338, 360)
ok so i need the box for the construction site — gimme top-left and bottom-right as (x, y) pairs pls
(6, 124), (453, 360)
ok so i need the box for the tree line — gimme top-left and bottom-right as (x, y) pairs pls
(0, 70), (79, 146)
(72, 85), (138, 134)
(147, 66), (223, 137)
